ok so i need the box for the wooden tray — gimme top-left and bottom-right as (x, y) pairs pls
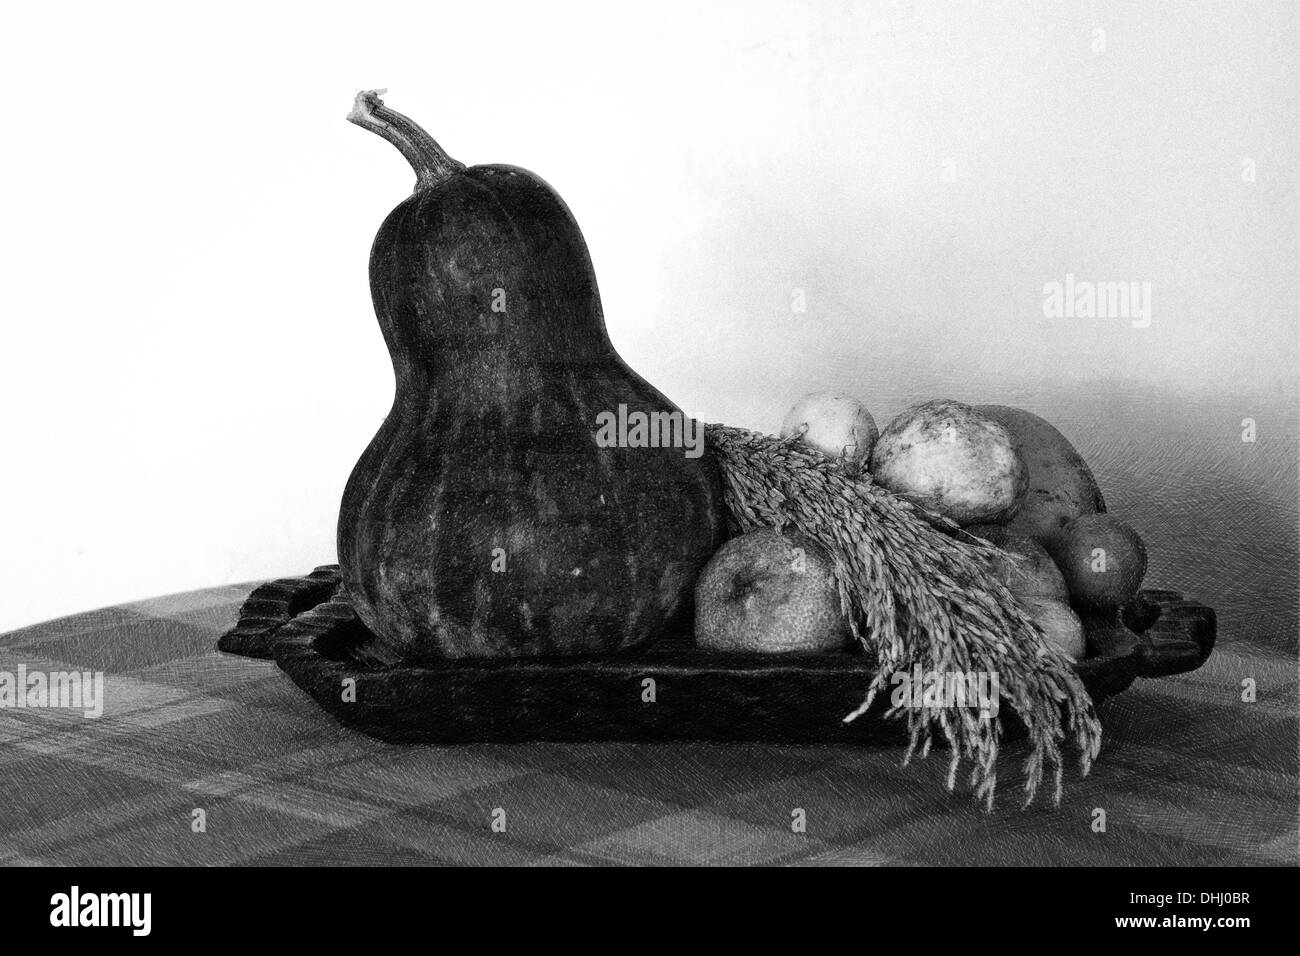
(218, 565), (1215, 743)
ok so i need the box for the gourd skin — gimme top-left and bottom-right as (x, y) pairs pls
(339, 164), (726, 660)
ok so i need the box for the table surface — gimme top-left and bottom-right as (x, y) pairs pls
(0, 582), (1296, 867)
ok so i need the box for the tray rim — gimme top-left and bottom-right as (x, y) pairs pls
(218, 565), (1215, 708)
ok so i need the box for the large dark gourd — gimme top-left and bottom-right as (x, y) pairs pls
(339, 90), (726, 661)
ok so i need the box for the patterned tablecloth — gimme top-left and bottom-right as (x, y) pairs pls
(0, 583), (1295, 866)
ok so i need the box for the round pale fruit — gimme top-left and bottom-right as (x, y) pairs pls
(780, 392), (878, 466)
(695, 528), (848, 653)
(1020, 597), (1087, 661)
(1055, 514), (1147, 611)
(965, 524), (1069, 602)
(869, 399), (1028, 525)
(975, 405), (1106, 559)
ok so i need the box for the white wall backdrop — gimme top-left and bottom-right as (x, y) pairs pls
(1, 0), (1296, 633)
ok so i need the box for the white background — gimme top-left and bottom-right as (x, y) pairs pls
(1, 0), (1296, 633)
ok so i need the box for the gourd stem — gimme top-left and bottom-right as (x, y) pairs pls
(347, 89), (465, 191)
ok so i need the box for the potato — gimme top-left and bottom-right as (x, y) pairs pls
(870, 399), (1028, 525)
(975, 405), (1106, 559)
(965, 524), (1069, 602)
(1020, 597), (1087, 661)
(780, 392), (878, 465)
(1055, 513), (1147, 611)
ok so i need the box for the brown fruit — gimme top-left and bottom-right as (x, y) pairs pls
(966, 524), (1069, 602)
(1020, 597), (1087, 661)
(1056, 514), (1147, 611)
(975, 405), (1105, 559)
(694, 529), (848, 653)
